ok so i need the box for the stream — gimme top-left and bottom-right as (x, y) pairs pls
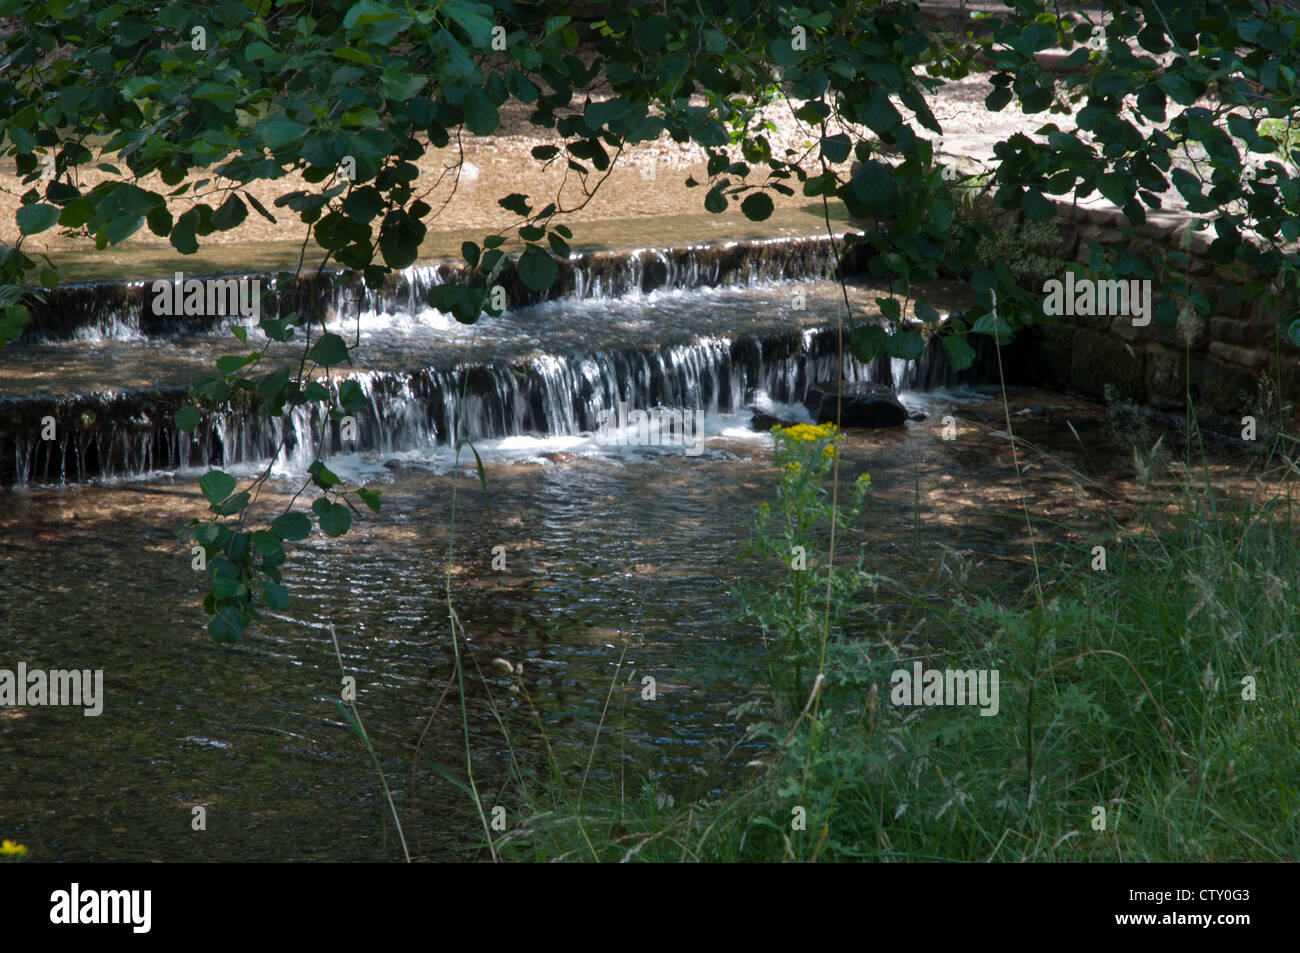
(0, 244), (1135, 860)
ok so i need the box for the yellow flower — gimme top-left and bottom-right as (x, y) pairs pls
(1, 839), (28, 860)
(786, 461), (802, 474)
(856, 472), (871, 486)
(778, 422), (839, 443)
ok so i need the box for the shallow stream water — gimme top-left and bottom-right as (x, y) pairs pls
(0, 269), (1156, 861)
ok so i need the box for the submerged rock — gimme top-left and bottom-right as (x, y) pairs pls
(803, 381), (908, 429)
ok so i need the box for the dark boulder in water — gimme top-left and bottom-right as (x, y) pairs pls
(804, 381), (908, 429)
(748, 408), (803, 432)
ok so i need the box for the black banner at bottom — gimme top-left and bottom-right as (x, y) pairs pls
(0, 861), (1278, 940)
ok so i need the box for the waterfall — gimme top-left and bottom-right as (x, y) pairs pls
(20, 237), (858, 345)
(2, 236), (1002, 487)
(1, 317), (1004, 487)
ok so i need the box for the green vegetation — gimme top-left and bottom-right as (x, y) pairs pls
(4, 1), (1300, 863)
(478, 409), (1300, 862)
(5, 1), (1300, 635)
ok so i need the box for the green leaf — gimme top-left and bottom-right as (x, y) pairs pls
(1097, 172), (1130, 206)
(379, 210), (425, 269)
(1021, 189), (1053, 221)
(170, 212), (198, 254)
(193, 523), (226, 546)
(803, 173), (838, 197)
(310, 332), (350, 366)
(741, 192), (774, 221)
(861, 89), (902, 137)
(271, 512), (312, 541)
(886, 330), (925, 360)
(199, 470), (237, 505)
(193, 82), (237, 111)
(1136, 84), (1166, 123)
(1156, 73), (1195, 106)
(547, 232), (571, 258)
(820, 133), (852, 164)
(850, 324), (887, 363)
(517, 245), (558, 292)
(462, 88), (498, 135)
(175, 405), (201, 433)
(100, 214), (145, 245)
(255, 365), (292, 400)
(632, 15), (669, 52)
(213, 491), (251, 516)
(498, 193), (531, 216)
(263, 581), (291, 610)
(332, 697), (364, 738)
(972, 312), (1014, 342)
(942, 334), (977, 370)
(251, 531), (283, 556)
(442, 0), (495, 45)
(245, 40), (276, 61)
(216, 353), (254, 376)
(245, 192), (278, 224)
(339, 379), (367, 413)
(17, 204), (61, 235)
(985, 86), (1013, 112)
(851, 161), (897, 212)
(318, 502), (353, 537)
(208, 606), (246, 642)
(259, 120), (309, 151)
(357, 488), (382, 513)
(309, 461), (341, 489)
(384, 72), (428, 101)
(428, 283), (480, 324)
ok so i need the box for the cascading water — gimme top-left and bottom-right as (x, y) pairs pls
(1, 239), (998, 487)
(19, 237), (853, 345)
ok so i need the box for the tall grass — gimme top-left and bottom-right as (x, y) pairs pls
(462, 410), (1300, 862)
(398, 191), (1299, 863)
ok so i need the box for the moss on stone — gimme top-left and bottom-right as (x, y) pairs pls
(1071, 329), (1146, 401)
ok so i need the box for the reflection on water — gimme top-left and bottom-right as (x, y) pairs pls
(0, 386), (1154, 861)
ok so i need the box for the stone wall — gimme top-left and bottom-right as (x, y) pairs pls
(1002, 201), (1299, 436)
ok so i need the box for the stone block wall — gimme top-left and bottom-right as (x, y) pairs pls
(1002, 201), (1299, 435)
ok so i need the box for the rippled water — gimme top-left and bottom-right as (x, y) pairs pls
(0, 380), (1139, 861)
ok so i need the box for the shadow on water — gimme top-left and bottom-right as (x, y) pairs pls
(0, 382), (1181, 861)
